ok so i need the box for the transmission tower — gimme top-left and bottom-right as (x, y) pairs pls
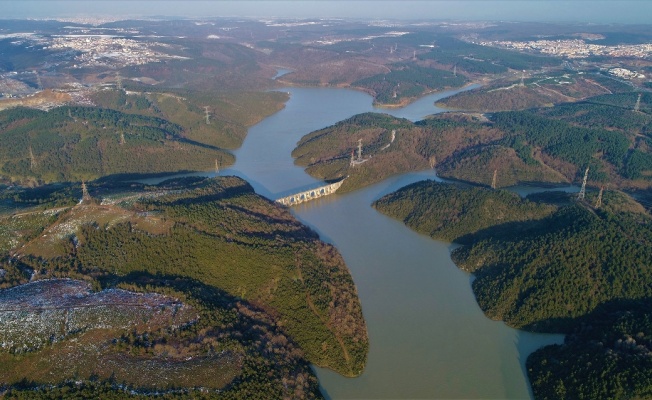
(350, 150), (355, 167)
(453, 64), (457, 77)
(81, 180), (91, 203)
(215, 158), (219, 174)
(491, 169), (498, 189)
(520, 71), (525, 87)
(595, 186), (604, 209)
(29, 146), (37, 171)
(357, 139), (363, 161)
(204, 106), (211, 125)
(33, 70), (42, 90)
(634, 93), (642, 112)
(577, 167), (589, 201)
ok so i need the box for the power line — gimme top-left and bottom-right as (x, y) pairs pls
(634, 93), (642, 112)
(204, 106), (211, 125)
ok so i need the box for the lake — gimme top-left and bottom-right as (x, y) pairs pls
(142, 85), (566, 399)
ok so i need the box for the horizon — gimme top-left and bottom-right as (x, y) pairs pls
(2, 1), (652, 25)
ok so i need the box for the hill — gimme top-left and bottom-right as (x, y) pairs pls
(90, 88), (288, 151)
(528, 298), (652, 400)
(0, 176), (368, 397)
(436, 71), (633, 112)
(291, 112), (506, 193)
(373, 180), (556, 243)
(375, 179), (652, 399)
(351, 63), (468, 107)
(452, 198), (652, 333)
(0, 105), (231, 184)
(375, 179), (652, 334)
(293, 94), (652, 193)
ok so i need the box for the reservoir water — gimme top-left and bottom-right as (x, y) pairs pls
(148, 86), (566, 398)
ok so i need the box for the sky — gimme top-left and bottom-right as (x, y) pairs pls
(2, 1), (652, 24)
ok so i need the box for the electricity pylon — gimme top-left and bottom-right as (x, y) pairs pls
(577, 167), (589, 200)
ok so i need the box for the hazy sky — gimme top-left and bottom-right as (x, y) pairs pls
(2, 1), (652, 24)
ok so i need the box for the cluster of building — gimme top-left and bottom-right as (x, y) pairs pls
(46, 35), (187, 68)
(608, 67), (646, 79)
(478, 38), (652, 60)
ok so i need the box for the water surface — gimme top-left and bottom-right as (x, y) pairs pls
(228, 87), (564, 399)
(136, 86), (564, 398)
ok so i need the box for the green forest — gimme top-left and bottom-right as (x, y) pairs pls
(0, 86), (287, 185)
(0, 105), (231, 183)
(0, 176), (368, 398)
(352, 63), (467, 105)
(528, 299), (652, 400)
(373, 180), (556, 243)
(453, 202), (652, 332)
(375, 178), (652, 399)
(293, 93), (652, 194)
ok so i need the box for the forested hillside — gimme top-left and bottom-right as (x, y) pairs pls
(293, 93), (652, 193)
(375, 178), (652, 400)
(373, 180), (556, 243)
(352, 63), (467, 106)
(0, 106), (231, 184)
(452, 201), (652, 332)
(436, 71), (633, 112)
(528, 299), (652, 400)
(0, 176), (368, 397)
